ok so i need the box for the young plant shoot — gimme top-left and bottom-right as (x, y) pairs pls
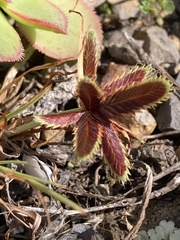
(35, 32), (172, 183)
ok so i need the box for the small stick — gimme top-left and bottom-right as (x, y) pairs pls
(143, 130), (180, 140)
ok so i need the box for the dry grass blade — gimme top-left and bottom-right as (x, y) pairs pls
(151, 173), (180, 199)
(0, 198), (41, 240)
(124, 161), (180, 198)
(31, 129), (64, 148)
(0, 45), (35, 103)
(0, 179), (5, 190)
(124, 161), (153, 240)
(143, 130), (180, 140)
(0, 135), (21, 159)
(0, 56), (75, 106)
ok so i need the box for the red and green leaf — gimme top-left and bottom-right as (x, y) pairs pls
(35, 109), (84, 128)
(102, 77), (172, 117)
(1, 0), (67, 34)
(18, 0), (102, 60)
(77, 77), (103, 111)
(83, 31), (98, 81)
(102, 123), (130, 182)
(74, 112), (103, 160)
(0, 10), (23, 61)
(102, 65), (152, 96)
(34, 48), (172, 183)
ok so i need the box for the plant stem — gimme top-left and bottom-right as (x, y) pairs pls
(6, 119), (40, 137)
(0, 165), (59, 186)
(28, 179), (87, 215)
(0, 165), (87, 214)
(0, 82), (52, 124)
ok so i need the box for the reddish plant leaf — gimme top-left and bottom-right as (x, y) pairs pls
(35, 110), (84, 128)
(102, 123), (130, 181)
(102, 78), (172, 117)
(77, 77), (103, 111)
(35, 59), (172, 183)
(102, 66), (152, 96)
(111, 118), (139, 142)
(74, 112), (103, 160)
(101, 63), (128, 87)
(83, 31), (98, 81)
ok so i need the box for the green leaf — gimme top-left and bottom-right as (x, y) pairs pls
(28, 178), (86, 214)
(160, 220), (176, 239)
(1, 0), (67, 33)
(160, 0), (175, 13)
(17, 0), (102, 59)
(134, 230), (149, 240)
(0, 165), (86, 214)
(74, 112), (102, 160)
(156, 16), (164, 26)
(170, 229), (180, 240)
(0, 10), (23, 61)
(148, 226), (165, 239)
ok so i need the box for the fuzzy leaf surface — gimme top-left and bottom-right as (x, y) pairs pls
(0, 10), (23, 61)
(102, 66), (151, 96)
(102, 123), (130, 181)
(102, 78), (172, 117)
(83, 31), (98, 81)
(74, 112), (102, 160)
(18, 0), (102, 59)
(1, 0), (67, 33)
(35, 110), (84, 128)
(77, 77), (102, 111)
(35, 65), (172, 182)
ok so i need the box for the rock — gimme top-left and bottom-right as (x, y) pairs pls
(96, 184), (112, 195)
(104, 25), (180, 67)
(142, 26), (180, 66)
(175, 146), (180, 160)
(128, 109), (157, 138)
(156, 72), (180, 131)
(84, 0), (106, 8)
(111, 0), (139, 20)
(171, 21), (180, 38)
(170, 35), (180, 52)
(41, 129), (65, 143)
(35, 63), (77, 115)
(174, 0), (180, 14)
(104, 29), (140, 65)
(138, 139), (178, 174)
(108, 0), (124, 4)
(59, 224), (104, 240)
(58, 170), (71, 185)
(101, 62), (130, 87)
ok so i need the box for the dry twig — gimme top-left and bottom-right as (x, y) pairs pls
(124, 162), (153, 240)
